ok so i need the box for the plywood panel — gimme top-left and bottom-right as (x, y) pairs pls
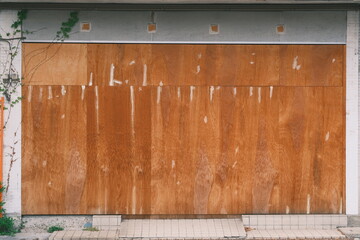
(278, 87), (344, 214)
(22, 43), (87, 85)
(86, 44), (280, 86)
(22, 44), (345, 215)
(279, 45), (343, 86)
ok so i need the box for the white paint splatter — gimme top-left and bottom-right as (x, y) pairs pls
(252, 52), (256, 56)
(125, 80), (129, 84)
(177, 181), (181, 185)
(130, 86), (135, 140)
(250, 61), (255, 65)
(81, 86), (86, 100)
(210, 86), (215, 102)
(286, 206), (290, 214)
(258, 87), (261, 103)
(61, 86), (66, 96)
(216, 86), (221, 90)
(204, 116), (208, 124)
(138, 87), (142, 91)
(157, 86), (162, 104)
(249, 87), (253, 96)
(39, 87), (43, 100)
(95, 86), (99, 134)
(61, 114), (65, 119)
(198, 53), (202, 59)
(159, 81), (163, 86)
(143, 64), (148, 86)
(307, 194), (311, 214)
(332, 58), (336, 63)
(190, 86), (195, 102)
(171, 160), (176, 169)
(233, 87), (237, 96)
(196, 65), (201, 74)
(109, 63), (115, 86)
(292, 56), (301, 70)
(48, 86), (53, 100)
(177, 87), (181, 99)
(42, 161), (47, 167)
(235, 146), (239, 155)
(269, 86), (273, 99)
(232, 161), (238, 168)
(114, 80), (123, 85)
(129, 60), (136, 65)
(325, 131), (330, 141)
(48, 181), (52, 186)
(89, 72), (93, 86)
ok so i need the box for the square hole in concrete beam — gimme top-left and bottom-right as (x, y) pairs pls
(210, 24), (219, 34)
(276, 24), (285, 34)
(80, 22), (91, 32)
(148, 23), (157, 33)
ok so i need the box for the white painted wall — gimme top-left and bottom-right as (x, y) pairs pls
(0, 10), (22, 216)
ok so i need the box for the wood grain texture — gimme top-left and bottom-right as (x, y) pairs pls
(278, 87), (344, 214)
(279, 45), (344, 86)
(22, 43), (87, 85)
(22, 44), (345, 215)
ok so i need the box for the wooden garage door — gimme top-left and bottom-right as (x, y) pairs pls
(22, 44), (345, 215)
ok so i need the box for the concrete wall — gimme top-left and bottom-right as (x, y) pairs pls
(0, 10), (22, 216)
(23, 10), (346, 44)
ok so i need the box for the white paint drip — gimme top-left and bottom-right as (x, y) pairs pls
(48, 86), (53, 100)
(39, 87), (43, 100)
(109, 63), (115, 86)
(177, 87), (181, 99)
(204, 116), (208, 124)
(113, 80), (123, 85)
(159, 81), (163, 86)
(143, 64), (147, 86)
(216, 86), (221, 90)
(95, 86), (99, 134)
(307, 194), (311, 214)
(61, 114), (65, 119)
(157, 86), (162, 104)
(233, 87), (237, 96)
(89, 72), (93, 86)
(130, 86), (135, 140)
(125, 80), (129, 84)
(61, 86), (66, 96)
(129, 60), (136, 65)
(198, 53), (202, 59)
(210, 86), (215, 102)
(196, 65), (201, 74)
(232, 161), (238, 168)
(171, 160), (176, 169)
(332, 58), (336, 63)
(286, 206), (290, 214)
(339, 197), (343, 214)
(249, 87), (253, 96)
(42, 161), (47, 167)
(325, 131), (330, 141)
(269, 86), (273, 99)
(132, 186), (136, 214)
(250, 61), (255, 65)
(258, 87), (262, 103)
(292, 56), (301, 70)
(235, 146), (239, 155)
(190, 86), (195, 102)
(81, 86), (85, 100)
